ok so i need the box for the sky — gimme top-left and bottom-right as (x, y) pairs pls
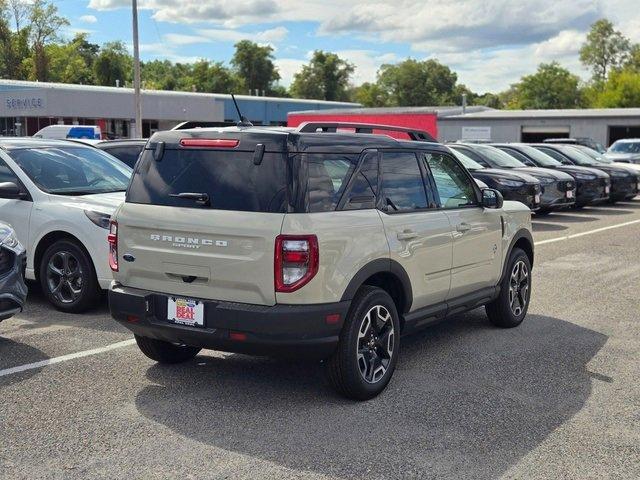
(56, 0), (640, 93)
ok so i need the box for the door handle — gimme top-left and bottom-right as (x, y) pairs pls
(456, 223), (471, 233)
(397, 229), (418, 241)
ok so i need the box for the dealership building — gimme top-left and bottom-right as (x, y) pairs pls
(0, 80), (357, 138)
(289, 106), (640, 147)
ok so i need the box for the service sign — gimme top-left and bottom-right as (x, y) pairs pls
(462, 126), (492, 141)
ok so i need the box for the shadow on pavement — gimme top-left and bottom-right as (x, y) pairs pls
(538, 213), (599, 223)
(582, 207), (634, 216)
(532, 222), (568, 232)
(0, 337), (50, 387)
(135, 312), (607, 480)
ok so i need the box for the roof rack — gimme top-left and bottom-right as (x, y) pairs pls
(296, 122), (436, 142)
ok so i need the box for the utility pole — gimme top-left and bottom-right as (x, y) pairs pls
(132, 0), (142, 138)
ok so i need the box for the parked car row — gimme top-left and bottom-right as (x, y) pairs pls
(446, 142), (639, 214)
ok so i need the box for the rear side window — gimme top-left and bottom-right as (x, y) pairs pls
(127, 149), (287, 213)
(380, 152), (428, 212)
(304, 154), (356, 212)
(341, 151), (378, 211)
(101, 146), (144, 168)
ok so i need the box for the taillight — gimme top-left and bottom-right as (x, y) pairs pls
(274, 235), (319, 293)
(108, 220), (118, 271)
(179, 138), (239, 148)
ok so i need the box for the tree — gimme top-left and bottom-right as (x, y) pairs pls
(351, 82), (389, 107)
(580, 19), (631, 84)
(189, 60), (239, 93)
(231, 40), (280, 94)
(624, 44), (640, 72)
(46, 34), (97, 84)
(377, 59), (458, 106)
(290, 50), (354, 101)
(591, 70), (640, 107)
(28, 0), (68, 81)
(508, 62), (583, 109)
(0, 0), (29, 79)
(93, 41), (132, 86)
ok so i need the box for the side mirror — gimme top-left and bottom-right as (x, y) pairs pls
(482, 188), (503, 209)
(0, 182), (26, 199)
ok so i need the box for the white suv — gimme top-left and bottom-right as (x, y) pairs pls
(108, 123), (533, 400)
(0, 139), (131, 312)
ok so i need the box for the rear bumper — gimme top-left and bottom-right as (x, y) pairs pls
(109, 284), (350, 359)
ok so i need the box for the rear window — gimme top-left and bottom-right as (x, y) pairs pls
(100, 145), (144, 168)
(127, 149), (288, 213)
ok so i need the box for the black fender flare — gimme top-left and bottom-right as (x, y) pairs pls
(340, 259), (413, 313)
(500, 228), (534, 282)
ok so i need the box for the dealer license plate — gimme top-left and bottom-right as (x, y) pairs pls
(167, 297), (204, 327)
(605, 186), (610, 194)
(534, 194), (541, 204)
(566, 190), (574, 198)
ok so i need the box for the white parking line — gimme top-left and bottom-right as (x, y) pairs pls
(536, 219), (640, 246)
(0, 339), (136, 378)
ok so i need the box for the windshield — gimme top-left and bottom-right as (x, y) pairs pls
(451, 149), (485, 170)
(610, 141), (640, 153)
(9, 147), (132, 195)
(515, 145), (562, 167)
(475, 145), (526, 168)
(576, 146), (612, 164)
(558, 146), (599, 166)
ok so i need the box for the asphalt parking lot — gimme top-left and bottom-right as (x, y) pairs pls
(1, 200), (640, 480)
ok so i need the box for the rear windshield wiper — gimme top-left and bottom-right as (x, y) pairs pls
(169, 192), (210, 206)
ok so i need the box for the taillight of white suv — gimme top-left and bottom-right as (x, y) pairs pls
(108, 221), (118, 271)
(274, 235), (318, 292)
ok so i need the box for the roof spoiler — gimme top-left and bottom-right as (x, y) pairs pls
(296, 121), (436, 142)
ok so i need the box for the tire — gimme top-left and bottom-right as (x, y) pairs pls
(327, 286), (400, 400)
(135, 335), (201, 364)
(39, 239), (100, 313)
(485, 247), (532, 328)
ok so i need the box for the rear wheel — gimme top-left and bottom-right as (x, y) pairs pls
(39, 239), (100, 313)
(327, 286), (400, 400)
(135, 335), (201, 363)
(486, 247), (532, 328)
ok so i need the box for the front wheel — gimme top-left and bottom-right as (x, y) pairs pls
(39, 239), (100, 313)
(485, 247), (532, 328)
(327, 286), (400, 400)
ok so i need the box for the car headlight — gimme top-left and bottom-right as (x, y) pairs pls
(84, 210), (112, 229)
(495, 178), (524, 187)
(0, 230), (19, 248)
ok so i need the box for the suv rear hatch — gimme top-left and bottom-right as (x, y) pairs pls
(113, 134), (288, 306)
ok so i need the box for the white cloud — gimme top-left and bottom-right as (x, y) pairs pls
(87, 0), (640, 91)
(274, 58), (306, 86)
(79, 14), (98, 24)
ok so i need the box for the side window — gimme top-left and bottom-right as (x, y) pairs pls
(102, 146), (143, 169)
(0, 158), (20, 184)
(380, 151), (428, 212)
(305, 154), (356, 212)
(425, 153), (477, 209)
(341, 151), (378, 210)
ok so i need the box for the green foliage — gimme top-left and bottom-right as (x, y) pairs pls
(93, 41), (132, 86)
(580, 19), (631, 83)
(377, 59), (458, 106)
(231, 40), (280, 94)
(590, 70), (640, 107)
(45, 34), (97, 84)
(290, 50), (354, 101)
(351, 82), (389, 107)
(507, 62), (584, 109)
(28, 0), (68, 81)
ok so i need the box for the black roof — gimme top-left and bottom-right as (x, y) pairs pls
(147, 123), (443, 154)
(97, 139), (148, 148)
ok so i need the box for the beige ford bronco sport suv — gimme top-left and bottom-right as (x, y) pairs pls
(108, 122), (534, 400)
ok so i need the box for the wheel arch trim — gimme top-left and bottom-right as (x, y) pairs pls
(340, 259), (413, 313)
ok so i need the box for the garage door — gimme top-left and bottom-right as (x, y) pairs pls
(520, 125), (570, 143)
(608, 125), (640, 145)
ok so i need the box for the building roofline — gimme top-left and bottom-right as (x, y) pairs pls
(0, 79), (359, 106)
